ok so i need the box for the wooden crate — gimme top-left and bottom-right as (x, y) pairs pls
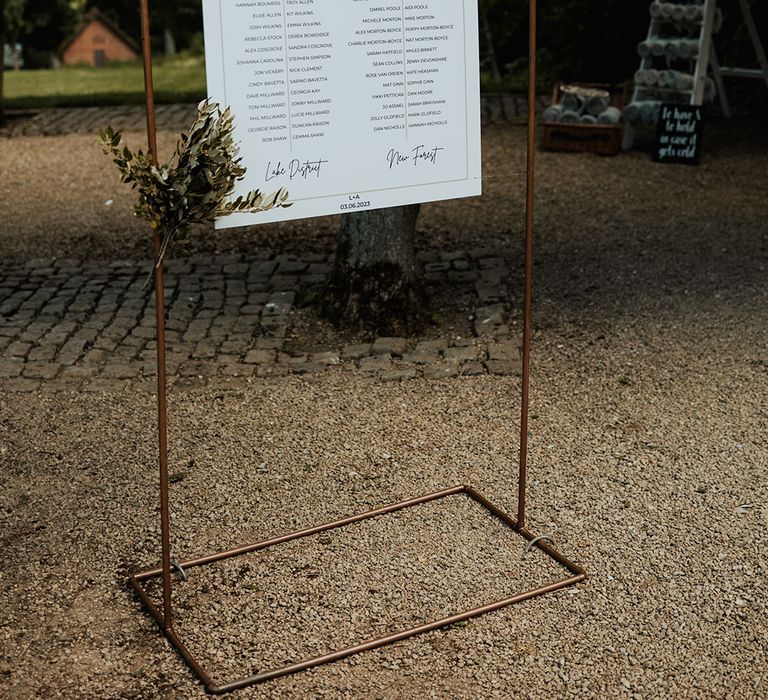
(541, 83), (626, 156)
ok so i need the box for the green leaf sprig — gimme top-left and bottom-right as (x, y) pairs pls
(99, 100), (290, 270)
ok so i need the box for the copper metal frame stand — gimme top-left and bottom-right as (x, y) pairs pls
(129, 486), (585, 694)
(133, 0), (585, 694)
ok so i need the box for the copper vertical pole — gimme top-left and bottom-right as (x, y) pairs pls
(517, 0), (537, 531)
(139, 0), (173, 630)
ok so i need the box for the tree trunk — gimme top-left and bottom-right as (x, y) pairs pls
(481, 2), (501, 82)
(321, 205), (425, 335)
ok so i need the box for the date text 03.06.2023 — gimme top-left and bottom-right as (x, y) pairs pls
(339, 198), (372, 211)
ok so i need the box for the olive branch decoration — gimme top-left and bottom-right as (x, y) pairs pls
(99, 100), (290, 278)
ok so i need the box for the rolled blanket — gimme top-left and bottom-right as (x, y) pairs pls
(684, 5), (703, 22)
(639, 40), (669, 58)
(624, 101), (660, 125)
(658, 70), (675, 88)
(671, 4), (686, 22)
(640, 101), (661, 124)
(645, 68), (661, 86)
(559, 110), (581, 124)
(649, 1), (664, 19)
(580, 114), (599, 125)
(542, 105), (563, 122)
(659, 2), (675, 19)
(598, 107), (622, 125)
(664, 40), (679, 60)
(585, 95), (610, 116)
(561, 92), (585, 114)
(623, 102), (642, 124)
(658, 70), (693, 90)
(673, 71), (695, 91)
(676, 40), (700, 59)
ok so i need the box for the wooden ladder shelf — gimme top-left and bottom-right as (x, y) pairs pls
(623, 0), (768, 150)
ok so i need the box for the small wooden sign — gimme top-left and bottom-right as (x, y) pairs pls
(653, 103), (703, 165)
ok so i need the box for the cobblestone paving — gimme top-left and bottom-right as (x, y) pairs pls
(1, 95), (548, 138)
(1, 103), (198, 138)
(0, 250), (521, 393)
(1, 100), (528, 392)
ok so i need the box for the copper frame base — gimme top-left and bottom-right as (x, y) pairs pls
(129, 484), (586, 695)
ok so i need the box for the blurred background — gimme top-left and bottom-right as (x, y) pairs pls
(2, 0), (766, 109)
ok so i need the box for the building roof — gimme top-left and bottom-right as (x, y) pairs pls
(61, 9), (139, 55)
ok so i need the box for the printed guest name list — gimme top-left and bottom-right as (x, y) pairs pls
(203, 0), (481, 227)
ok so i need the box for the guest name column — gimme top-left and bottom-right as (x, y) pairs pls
(285, 0), (334, 147)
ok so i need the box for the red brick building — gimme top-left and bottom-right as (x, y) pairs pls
(61, 11), (138, 67)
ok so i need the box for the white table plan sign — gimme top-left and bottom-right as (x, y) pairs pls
(202, 0), (482, 228)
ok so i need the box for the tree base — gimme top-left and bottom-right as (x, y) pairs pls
(321, 262), (426, 336)
(320, 205), (426, 336)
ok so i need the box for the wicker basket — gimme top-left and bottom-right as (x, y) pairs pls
(541, 83), (626, 156)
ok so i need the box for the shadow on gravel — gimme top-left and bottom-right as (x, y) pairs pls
(509, 115), (768, 331)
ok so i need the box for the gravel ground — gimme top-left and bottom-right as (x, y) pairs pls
(1, 358), (767, 699)
(1, 116), (768, 698)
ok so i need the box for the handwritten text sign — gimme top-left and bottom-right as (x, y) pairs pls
(654, 104), (703, 165)
(202, 0), (482, 228)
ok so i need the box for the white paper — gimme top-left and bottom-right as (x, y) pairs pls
(202, 0), (482, 228)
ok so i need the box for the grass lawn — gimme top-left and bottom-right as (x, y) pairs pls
(3, 56), (207, 109)
(3, 56), (543, 110)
